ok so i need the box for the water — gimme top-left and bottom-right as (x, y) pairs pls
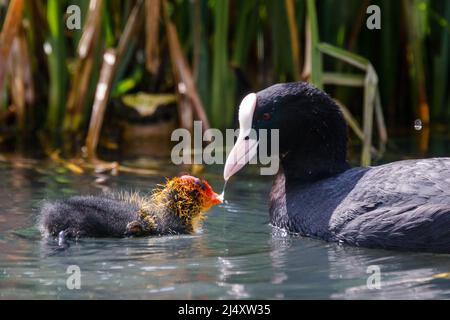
(1, 154), (450, 299)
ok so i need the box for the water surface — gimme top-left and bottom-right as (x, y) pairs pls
(1, 154), (450, 299)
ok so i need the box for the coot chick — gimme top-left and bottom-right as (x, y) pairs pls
(40, 175), (222, 239)
(224, 82), (450, 253)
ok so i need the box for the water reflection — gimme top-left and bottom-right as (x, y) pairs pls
(1, 160), (450, 299)
(326, 244), (450, 299)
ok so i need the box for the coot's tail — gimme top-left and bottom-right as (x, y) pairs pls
(39, 196), (140, 239)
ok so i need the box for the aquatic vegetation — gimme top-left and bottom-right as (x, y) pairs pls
(0, 0), (448, 165)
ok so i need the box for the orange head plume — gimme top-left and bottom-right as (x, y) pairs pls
(178, 175), (222, 211)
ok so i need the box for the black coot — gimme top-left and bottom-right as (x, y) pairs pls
(224, 82), (450, 253)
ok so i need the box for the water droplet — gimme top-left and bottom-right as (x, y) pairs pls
(178, 82), (187, 94)
(218, 180), (227, 202)
(43, 42), (52, 55)
(414, 119), (422, 131)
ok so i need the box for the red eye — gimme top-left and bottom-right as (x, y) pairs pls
(194, 178), (207, 191)
(262, 113), (271, 121)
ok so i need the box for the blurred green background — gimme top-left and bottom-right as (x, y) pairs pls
(0, 0), (449, 163)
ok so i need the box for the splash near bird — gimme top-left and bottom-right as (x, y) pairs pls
(39, 175), (222, 240)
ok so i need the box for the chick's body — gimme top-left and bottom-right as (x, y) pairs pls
(39, 176), (221, 239)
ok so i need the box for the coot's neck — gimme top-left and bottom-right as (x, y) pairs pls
(280, 149), (350, 186)
(273, 90), (351, 185)
(269, 156), (349, 232)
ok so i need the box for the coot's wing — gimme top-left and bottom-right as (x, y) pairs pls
(336, 203), (450, 252)
(335, 158), (450, 252)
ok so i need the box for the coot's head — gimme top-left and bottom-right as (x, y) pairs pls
(178, 175), (223, 211)
(153, 175), (222, 220)
(224, 82), (349, 182)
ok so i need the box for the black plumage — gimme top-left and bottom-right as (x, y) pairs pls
(248, 82), (450, 253)
(39, 176), (222, 240)
(40, 196), (141, 238)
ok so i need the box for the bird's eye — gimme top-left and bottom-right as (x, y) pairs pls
(262, 113), (271, 121)
(194, 178), (207, 191)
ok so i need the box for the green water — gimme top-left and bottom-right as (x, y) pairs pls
(1, 131), (450, 299)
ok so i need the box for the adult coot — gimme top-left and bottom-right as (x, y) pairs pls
(224, 82), (450, 253)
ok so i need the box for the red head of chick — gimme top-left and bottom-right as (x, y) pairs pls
(146, 175), (222, 234)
